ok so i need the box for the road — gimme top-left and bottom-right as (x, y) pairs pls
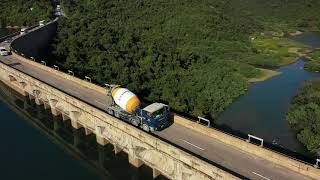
(0, 41), (313, 180)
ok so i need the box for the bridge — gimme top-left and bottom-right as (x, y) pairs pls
(0, 20), (319, 180)
(0, 80), (160, 179)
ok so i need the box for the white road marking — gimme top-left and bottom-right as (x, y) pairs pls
(180, 139), (204, 151)
(67, 88), (79, 94)
(95, 100), (105, 106)
(252, 172), (271, 180)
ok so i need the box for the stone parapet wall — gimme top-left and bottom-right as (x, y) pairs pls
(174, 115), (320, 179)
(0, 61), (240, 180)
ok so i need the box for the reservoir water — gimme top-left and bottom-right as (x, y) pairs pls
(0, 29), (166, 180)
(216, 32), (320, 157)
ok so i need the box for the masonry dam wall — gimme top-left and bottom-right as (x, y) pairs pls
(5, 20), (320, 179)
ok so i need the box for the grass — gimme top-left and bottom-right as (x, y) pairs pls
(249, 68), (282, 83)
(252, 36), (311, 66)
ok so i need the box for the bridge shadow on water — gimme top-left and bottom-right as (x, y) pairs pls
(0, 81), (168, 180)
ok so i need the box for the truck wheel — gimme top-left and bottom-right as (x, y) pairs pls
(131, 118), (139, 127)
(142, 124), (150, 132)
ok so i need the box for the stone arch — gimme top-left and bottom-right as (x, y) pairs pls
(8, 75), (17, 82)
(69, 110), (81, 121)
(33, 89), (41, 97)
(49, 98), (58, 108)
(19, 81), (27, 88)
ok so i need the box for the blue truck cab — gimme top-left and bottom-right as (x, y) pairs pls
(139, 103), (171, 132)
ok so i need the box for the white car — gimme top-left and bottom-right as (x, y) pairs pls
(0, 47), (10, 56)
(20, 28), (28, 35)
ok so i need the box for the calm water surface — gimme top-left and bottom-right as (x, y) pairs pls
(217, 32), (320, 156)
(290, 32), (320, 48)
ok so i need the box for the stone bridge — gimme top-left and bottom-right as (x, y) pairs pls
(0, 61), (238, 180)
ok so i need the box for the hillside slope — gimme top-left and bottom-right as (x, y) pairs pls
(0, 0), (53, 27)
(51, 0), (320, 119)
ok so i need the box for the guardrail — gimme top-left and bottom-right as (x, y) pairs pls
(8, 17), (320, 173)
(0, 31), (20, 43)
(246, 134), (264, 147)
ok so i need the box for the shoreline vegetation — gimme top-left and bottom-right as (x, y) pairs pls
(248, 68), (281, 83)
(51, 0), (320, 120)
(1, 0), (320, 154)
(287, 80), (320, 155)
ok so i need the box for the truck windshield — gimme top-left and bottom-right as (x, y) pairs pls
(151, 107), (168, 119)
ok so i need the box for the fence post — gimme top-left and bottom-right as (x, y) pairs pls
(315, 159), (320, 168)
(246, 134), (264, 147)
(53, 65), (59, 70)
(68, 70), (74, 76)
(197, 116), (210, 127)
(85, 76), (92, 83)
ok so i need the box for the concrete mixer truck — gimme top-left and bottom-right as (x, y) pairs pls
(105, 85), (171, 132)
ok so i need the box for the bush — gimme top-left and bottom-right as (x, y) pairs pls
(287, 80), (320, 153)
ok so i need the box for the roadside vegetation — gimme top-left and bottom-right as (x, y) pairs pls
(305, 50), (320, 72)
(287, 80), (320, 153)
(0, 0), (52, 27)
(50, 0), (320, 120)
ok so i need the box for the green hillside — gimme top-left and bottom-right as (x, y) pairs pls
(0, 0), (53, 27)
(51, 0), (320, 119)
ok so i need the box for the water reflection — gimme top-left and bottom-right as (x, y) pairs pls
(216, 60), (320, 157)
(0, 81), (166, 180)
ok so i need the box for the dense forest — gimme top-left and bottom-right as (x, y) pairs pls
(0, 0), (52, 27)
(49, 0), (320, 120)
(305, 50), (320, 72)
(287, 80), (320, 153)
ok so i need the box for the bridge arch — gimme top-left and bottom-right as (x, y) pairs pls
(8, 75), (17, 82)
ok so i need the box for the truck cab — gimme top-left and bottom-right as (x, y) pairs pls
(140, 103), (170, 132)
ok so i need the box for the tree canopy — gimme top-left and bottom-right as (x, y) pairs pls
(287, 80), (320, 153)
(50, 0), (320, 120)
(0, 0), (52, 27)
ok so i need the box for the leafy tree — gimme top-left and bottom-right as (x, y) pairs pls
(287, 80), (320, 153)
(0, 0), (52, 27)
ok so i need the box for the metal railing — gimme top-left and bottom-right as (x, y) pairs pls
(246, 134), (264, 147)
(85, 76), (91, 83)
(197, 116), (210, 127)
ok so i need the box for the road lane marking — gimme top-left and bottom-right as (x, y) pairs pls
(67, 88), (79, 94)
(180, 139), (204, 151)
(95, 100), (105, 106)
(252, 172), (271, 180)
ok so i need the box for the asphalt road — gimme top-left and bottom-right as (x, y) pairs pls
(0, 41), (314, 180)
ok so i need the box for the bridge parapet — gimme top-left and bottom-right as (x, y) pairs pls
(174, 115), (320, 179)
(0, 59), (240, 180)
